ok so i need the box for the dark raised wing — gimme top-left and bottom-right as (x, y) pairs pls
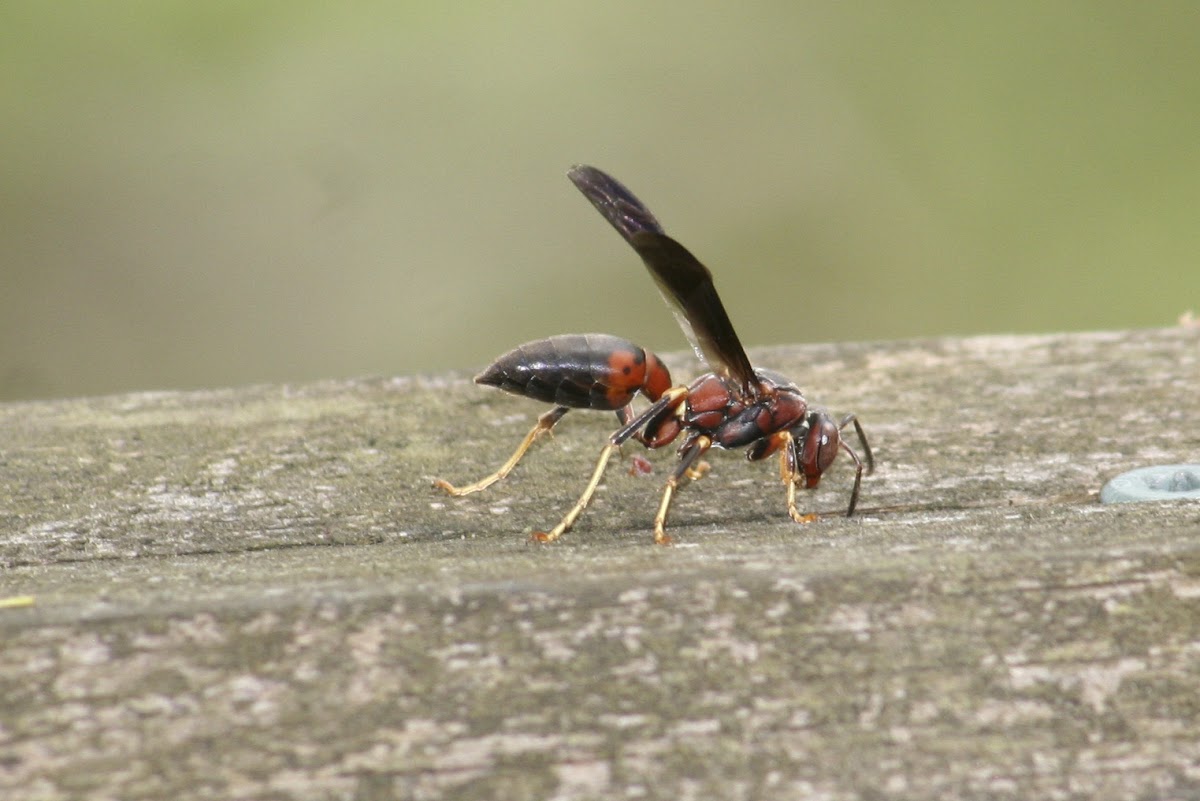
(567, 164), (760, 399)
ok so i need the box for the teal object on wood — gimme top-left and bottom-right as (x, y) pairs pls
(1101, 465), (1200, 504)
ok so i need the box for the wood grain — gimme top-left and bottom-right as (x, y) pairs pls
(2, 328), (1199, 800)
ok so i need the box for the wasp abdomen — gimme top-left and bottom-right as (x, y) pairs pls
(476, 333), (671, 411)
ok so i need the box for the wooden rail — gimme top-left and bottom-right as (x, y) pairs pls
(2, 327), (1199, 799)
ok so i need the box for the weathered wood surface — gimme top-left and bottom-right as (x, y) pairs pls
(2, 328), (1199, 800)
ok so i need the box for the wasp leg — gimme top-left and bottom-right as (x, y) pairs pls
(786, 480), (819, 525)
(652, 434), (713, 545)
(778, 437), (791, 483)
(534, 387), (688, 544)
(433, 406), (570, 496)
(532, 441), (621, 543)
(781, 434), (818, 524)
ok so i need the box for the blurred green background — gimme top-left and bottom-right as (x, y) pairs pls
(3, 2), (1197, 401)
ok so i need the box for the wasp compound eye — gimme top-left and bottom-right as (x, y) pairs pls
(1100, 465), (1200, 504)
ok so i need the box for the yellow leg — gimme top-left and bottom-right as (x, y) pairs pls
(785, 473), (818, 525)
(650, 434), (713, 546)
(532, 442), (619, 543)
(780, 438), (817, 524)
(433, 407), (568, 496)
(652, 481), (677, 546)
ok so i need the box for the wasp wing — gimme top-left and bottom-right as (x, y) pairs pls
(567, 165), (760, 399)
(568, 164), (667, 238)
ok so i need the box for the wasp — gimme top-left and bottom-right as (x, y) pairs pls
(434, 165), (873, 545)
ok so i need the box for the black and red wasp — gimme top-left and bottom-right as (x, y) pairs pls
(434, 165), (873, 545)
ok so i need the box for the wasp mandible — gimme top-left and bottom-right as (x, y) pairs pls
(434, 165), (873, 545)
